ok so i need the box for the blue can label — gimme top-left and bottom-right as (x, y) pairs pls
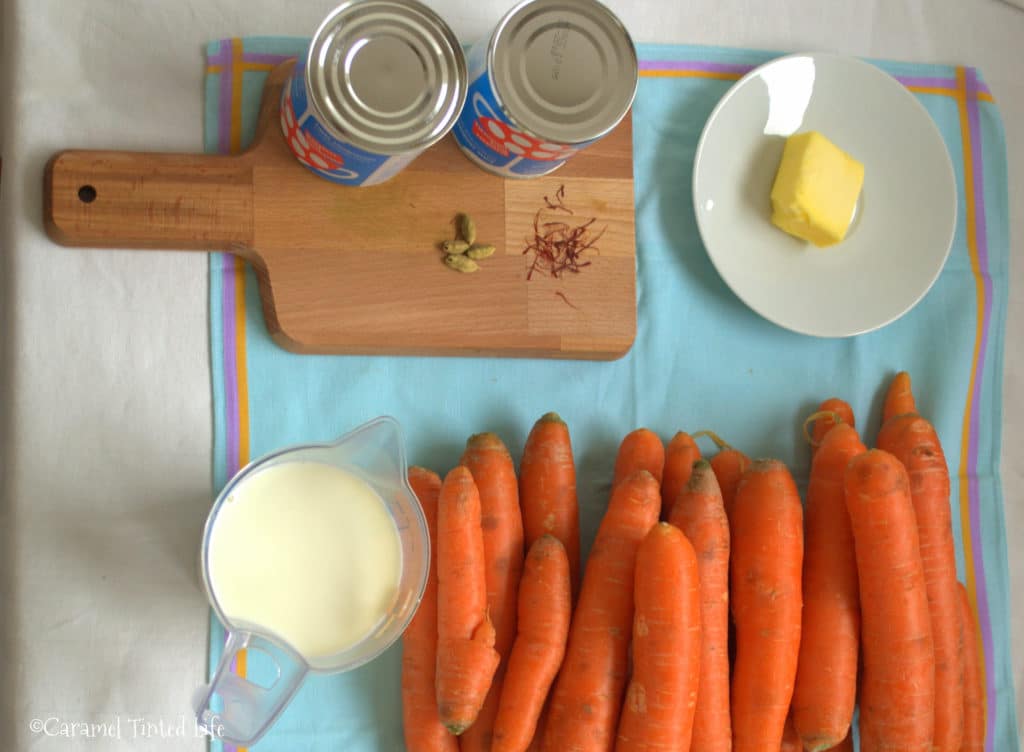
(281, 60), (418, 186)
(452, 42), (587, 178)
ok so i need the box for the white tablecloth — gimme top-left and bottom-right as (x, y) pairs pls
(2, 1), (1021, 749)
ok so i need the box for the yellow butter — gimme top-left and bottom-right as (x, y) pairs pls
(770, 131), (865, 247)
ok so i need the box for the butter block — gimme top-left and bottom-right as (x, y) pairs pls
(770, 131), (865, 247)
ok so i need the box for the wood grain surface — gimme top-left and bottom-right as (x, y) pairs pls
(44, 60), (637, 359)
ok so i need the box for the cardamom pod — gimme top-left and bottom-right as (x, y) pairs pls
(441, 239), (470, 254)
(466, 243), (496, 260)
(458, 213), (477, 245)
(444, 254), (480, 273)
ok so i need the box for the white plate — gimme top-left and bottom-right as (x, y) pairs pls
(692, 53), (957, 337)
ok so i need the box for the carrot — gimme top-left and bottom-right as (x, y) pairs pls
(436, 466), (500, 735)
(615, 523), (701, 752)
(661, 431), (701, 519)
(694, 430), (751, 522)
(543, 469), (661, 752)
(877, 409), (963, 751)
(524, 703), (549, 752)
(460, 433), (526, 752)
(958, 581), (986, 750)
(697, 432), (750, 683)
(492, 535), (571, 752)
(729, 459), (803, 752)
(790, 713), (854, 752)
(828, 732), (853, 751)
(792, 421), (864, 752)
(612, 428), (665, 487)
(403, 468), (459, 752)
(710, 448), (750, 523)
(668, 460), (731, 752)
(780, 711), (801, 752)
(809, 397), (855, 447)
(519, 413), (581, 599)
(882, 370), (916, 423)
(844, 449), (934, 751)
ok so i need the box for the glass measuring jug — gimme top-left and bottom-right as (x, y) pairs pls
(192, 415), (429, 746)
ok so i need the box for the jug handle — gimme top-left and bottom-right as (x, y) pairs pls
(192, 629), (309, 746)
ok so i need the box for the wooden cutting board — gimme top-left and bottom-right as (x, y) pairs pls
(44, 60), (637, 359)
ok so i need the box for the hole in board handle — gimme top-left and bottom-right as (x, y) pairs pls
(78, 185), (97, 203)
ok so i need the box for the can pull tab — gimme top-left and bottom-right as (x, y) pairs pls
(192, 630), (309, 747)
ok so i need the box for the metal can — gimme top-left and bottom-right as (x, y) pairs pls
(451, 0), (638, 178)
(280, 0), (467, 186)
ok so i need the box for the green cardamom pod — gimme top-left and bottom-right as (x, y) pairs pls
(458, 213), (477, 245)
(444, 254), (480, 273)
(441, 239), (470, 254)
(466, 243), (496, 260)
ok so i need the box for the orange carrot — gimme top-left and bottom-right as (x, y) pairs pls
(877, 409), (963, 751)
(668, 460), (731, 752)
(661, 431), (701, 519)
(710, 448), (750, 523)
(524, 704), (549, 752)
(694, 430), (751, 522)
(543, 470), (661, 752)
(615, 523), (701, 751)
(828, 732), (853, 752)
(809, 398), (855, 447)
(844, 449), (934, 751)
(612, 428), (665, 487)
(780, 711), (801, 752)
(436, 466), (500, 735)
(519, 413), (581, 599)
(958, 581), (986, 751)
(793, 713), (861, 752)
(403, 468), (459, 752)
(730, 459), (803, 752)
(492, 536), (571, 752)
(460, 433), (526, 752)
(792, 421), (864, 752)
(697, 432), (750, 684)
(882, 370), (917, 423)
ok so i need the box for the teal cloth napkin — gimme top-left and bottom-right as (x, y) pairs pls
(204, 37), (1017, 751)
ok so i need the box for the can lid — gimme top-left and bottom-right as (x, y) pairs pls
(306, 0), (467, 154)
(489, 0), (638, 145)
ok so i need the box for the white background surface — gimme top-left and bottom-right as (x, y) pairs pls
(1, 1), (1021, 749)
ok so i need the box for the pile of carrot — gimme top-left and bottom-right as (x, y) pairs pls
(399, 373), (986, 752)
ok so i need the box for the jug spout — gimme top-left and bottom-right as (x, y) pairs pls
(327, 415), (410, 489)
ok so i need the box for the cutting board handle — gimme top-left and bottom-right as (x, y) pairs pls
(44, 150), (254, 251)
